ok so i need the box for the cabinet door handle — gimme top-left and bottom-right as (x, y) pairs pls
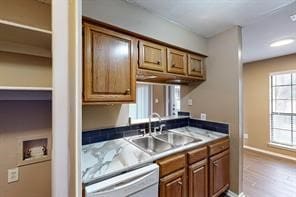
(178, 181), (183, 185)
(192, 68), (196, 71)
(172, 63), (176, 67)
(213, 162), (218, 167)
(157, 61), (161, 65)
(125, 89), (130, 94)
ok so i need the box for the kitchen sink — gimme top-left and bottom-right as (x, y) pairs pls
(155, 132), (202, 146)
(131, 136), (173, 154)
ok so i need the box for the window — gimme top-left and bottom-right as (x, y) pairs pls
(270, 72), (296, 148)
(129, 83), (181, 120)
(129, 84), (151, 119)
(168, 85), (181, 116)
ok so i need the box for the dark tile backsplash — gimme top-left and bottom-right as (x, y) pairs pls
(177, 111), (191, 116)
(82, 117), (229, 145)
(189, 119), (229, 134)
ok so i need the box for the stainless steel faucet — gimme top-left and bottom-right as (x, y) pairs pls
(149, 112), (164, 135)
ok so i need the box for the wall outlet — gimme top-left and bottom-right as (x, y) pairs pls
(8, 168), (19, 183)
(187, 99), (193, 106)
(244, 133), (249, 139)
(200, 113), (207, 120)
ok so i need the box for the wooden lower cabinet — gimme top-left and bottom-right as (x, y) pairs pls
(156, 139), (229, 197)
(188, 159), (208, 197)
(160, 169), (186, 197)
(209, 149), (230, 197)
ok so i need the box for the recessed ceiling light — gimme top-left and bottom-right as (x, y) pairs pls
(290, 14), (296, 22)
(270, 39), (295, 47)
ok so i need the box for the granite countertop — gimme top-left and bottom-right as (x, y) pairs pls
(81, 126), (228, 185)
(81, 139), (152, 185)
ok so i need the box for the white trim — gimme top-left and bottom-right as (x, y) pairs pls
(0, 86), (52, 91)
(268, 142), (296, 151)
(244, 145), (296, 162)
(227, 190), (246, 197)
(72, 0), (82, 196)
(52, 0), (70, 196)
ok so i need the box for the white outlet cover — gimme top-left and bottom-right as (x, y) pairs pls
(8, 168), (19, 183)
(244, 133), (249, 139)
(200, 113), (207, 120)
(187, 99), (193, 106)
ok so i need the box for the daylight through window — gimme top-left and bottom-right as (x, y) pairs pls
(270, 72), (296, 148)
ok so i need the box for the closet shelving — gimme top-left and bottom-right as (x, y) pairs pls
(0, 86), (52, 100)
(0, 15), (52, 100)
(0, 19), (52, 58)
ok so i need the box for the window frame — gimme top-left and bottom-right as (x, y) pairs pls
(269, 71), (296, 149)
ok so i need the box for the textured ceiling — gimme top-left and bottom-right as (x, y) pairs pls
(125, 0), (296, 38)
(242, 2), (296, 62)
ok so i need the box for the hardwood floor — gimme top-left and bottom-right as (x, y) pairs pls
(243, 149), (296, 197)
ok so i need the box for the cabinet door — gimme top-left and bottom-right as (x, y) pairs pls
(167, 48), (187, 75)
(209, 150), (230, 197)
(83, 23), (136, 103)
(160, 169), (186, 197)
(138, 40), (166, 72)
(188, 54), (205, 78)
(188, 159), (208, 197)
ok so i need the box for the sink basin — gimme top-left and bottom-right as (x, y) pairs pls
(156, 132), (202, 146)
(131, 136), (173, 153)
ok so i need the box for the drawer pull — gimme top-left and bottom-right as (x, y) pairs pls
(172, 63), (176, 67)
(157, 61), (161, 65)
(178, 181), (183, 185)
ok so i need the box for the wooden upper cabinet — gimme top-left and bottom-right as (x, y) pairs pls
(160, 169), (186, 197)
(209, 150), (230, 197)
(138, 40), (166, 72)
(83, 22), (136, 103)
(167, 48), (187, 75)
(188, 159), (208, 197)
(188, 53), (205, 78)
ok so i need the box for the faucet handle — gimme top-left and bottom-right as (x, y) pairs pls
(160, 124), (166, 132)
(139, 129), (146, 136)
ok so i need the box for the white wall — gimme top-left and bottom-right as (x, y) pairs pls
(181, 26), (243, 194)
(82, 0), (208, 131)
(83, 0), (207, 55)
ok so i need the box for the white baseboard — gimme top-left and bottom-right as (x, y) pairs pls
(244, 145), (296, 162)
(227, 190), (245, 197)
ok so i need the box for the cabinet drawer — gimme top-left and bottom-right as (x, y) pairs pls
(209, 139), (229, 156)
(157, 153), (186, 177)
(187, 146), (207, 165)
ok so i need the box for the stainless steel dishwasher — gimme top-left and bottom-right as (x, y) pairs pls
(84, 164), (159, 197)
